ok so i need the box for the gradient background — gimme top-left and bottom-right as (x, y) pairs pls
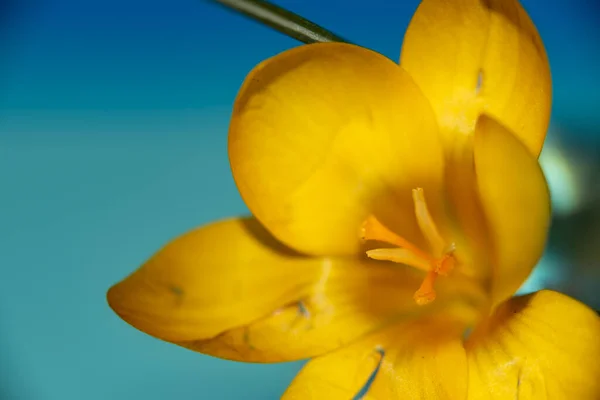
(1, 0), (599, 399)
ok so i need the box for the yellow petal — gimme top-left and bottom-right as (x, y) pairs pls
(474, 116), (550, 305)
(182, 260), (427, 362)
(466, 290), (600, 400)
(186, 262), (483, 362)
(400, 0), (551, 156)
(107, 218), (326, 342)
(108, 216), (484, 362)
(229, 42), (445, 256)
(283, 316), (467, 400)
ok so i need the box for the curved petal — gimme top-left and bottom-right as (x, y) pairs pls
(283, 317), (467, 400)
(474, 116), (550, 305)
(184, 262), (483, 362)
(466, 290), (600, 400)
(108, 217), (485, 363)
(183, 260), (423, 362)
(400, 0), (551, 156)
(229, 42), (445, 256)
(107, 218), (326, 342)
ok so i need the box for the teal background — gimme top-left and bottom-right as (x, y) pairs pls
(1, 0), (599, 399)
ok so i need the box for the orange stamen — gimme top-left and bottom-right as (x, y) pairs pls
(361, 188), (456, 306)
(414, 271), (438, 305)
(434, 253), (455, 276)
(361, 215), (432, 261)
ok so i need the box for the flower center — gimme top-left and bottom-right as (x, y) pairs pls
(361, 188), (456, 306)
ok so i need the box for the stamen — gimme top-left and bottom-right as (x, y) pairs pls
(361, 188), (457, 306)
(414, 271), (438, 305)
(412, 188), (445, 256)
(434, 253), (455, 276)
(366, 248), (431, 272)
(361, 215), (431, 261)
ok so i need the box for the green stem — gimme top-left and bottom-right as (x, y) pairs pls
(207, 0), (351, 44)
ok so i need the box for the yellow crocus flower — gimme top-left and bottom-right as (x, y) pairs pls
(107, 0), (600, 398)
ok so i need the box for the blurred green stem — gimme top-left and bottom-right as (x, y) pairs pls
(208, 0), (350, 44)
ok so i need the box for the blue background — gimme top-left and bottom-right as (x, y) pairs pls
(1, 0), (599, 399)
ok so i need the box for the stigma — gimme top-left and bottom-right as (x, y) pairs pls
(361, 188), (456, 306)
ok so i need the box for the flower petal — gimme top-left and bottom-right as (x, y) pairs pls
(474, 116), (550, 305)
(283, 317), (468, 400)
(182, 260), (429, 362)
(229, 42), (445, 256)
(107, 218), (326, 342)
(400, 0), (551, 156)
(466, 290), (600, 400)
(187, 265), (484, 362)
(108, 217), (484, 362)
